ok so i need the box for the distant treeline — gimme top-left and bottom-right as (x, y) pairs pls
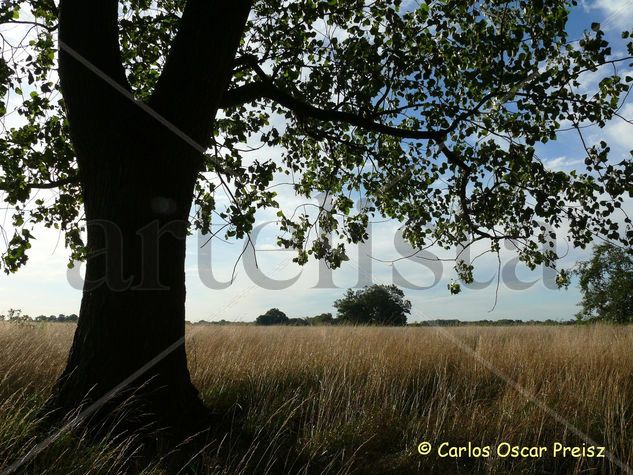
(33, 314), (79, 322)
(192, 313), (335, 327)
(190, 317), (577, 327)
(409, 319), (576, 327)
(1, 309), (78, 322)
(0, 309), (579, 327)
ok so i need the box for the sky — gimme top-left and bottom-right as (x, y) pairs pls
(1, 0), (632, 323)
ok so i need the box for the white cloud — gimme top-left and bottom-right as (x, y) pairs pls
(604, 102), (633, 152)
(583, 0), (633, 30)
(545, 156), (585, 171)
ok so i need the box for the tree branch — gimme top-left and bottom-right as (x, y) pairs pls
(0, 175), (79, 191)
(439, 145), (524, 241)
(221, 60), (496, 142)
(221, 80), (445, 140)
(2, 20), (58, 31)
(58, 0), (130, 97)
(149, 0), (253, 146)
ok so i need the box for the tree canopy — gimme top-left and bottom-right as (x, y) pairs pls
(306, 312), (334, 325)
(255, 307), (289, 325)
(575, 243), (633, 323)
(334, 284), (411, 326)
(0, 0), (632, 283)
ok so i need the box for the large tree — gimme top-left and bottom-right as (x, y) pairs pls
(255, 308), (289, 325)
(0, 0), (631, 436)
(575, 243), (633, 323)
(334, 284), (411, 326)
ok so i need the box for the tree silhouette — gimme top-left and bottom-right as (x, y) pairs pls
(255, 308), (289, 325)
(334, 285), (411, 326)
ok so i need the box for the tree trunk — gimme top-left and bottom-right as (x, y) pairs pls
(48, 0), (253, 439)
(48, 102), (209, 437)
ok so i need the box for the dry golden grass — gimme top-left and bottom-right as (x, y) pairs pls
(0, 322), (632, 474)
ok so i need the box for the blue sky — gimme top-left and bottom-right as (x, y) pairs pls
(1, 0), (632, 322)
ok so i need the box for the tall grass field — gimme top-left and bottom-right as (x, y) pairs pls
(0, 323), (631, 474)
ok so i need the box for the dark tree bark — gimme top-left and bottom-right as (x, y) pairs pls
(47, 0), (252, 438)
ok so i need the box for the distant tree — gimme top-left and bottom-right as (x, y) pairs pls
(306, 313), (334, 325)
(6, 308), (20, 320)
(255, 308), (290, 326)
(6, 308), (28, 322)
(4, 308), (30, 323)
(334, 285), (411, 326)
(496, 319), (521, 326)
(423, 319), (460, 327)
(575, 244), (633, 323)
(30, 314), (79, 322)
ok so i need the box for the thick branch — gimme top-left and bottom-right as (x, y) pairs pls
(221, 80), (445, 141)
(2, 20), (58, 31)
(57, 0), (134, 183)
(58, 0), (130, 100)
(221, 61), (495, 142)
(0, 175), (79, 191)
(149, 0), (253, 146)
